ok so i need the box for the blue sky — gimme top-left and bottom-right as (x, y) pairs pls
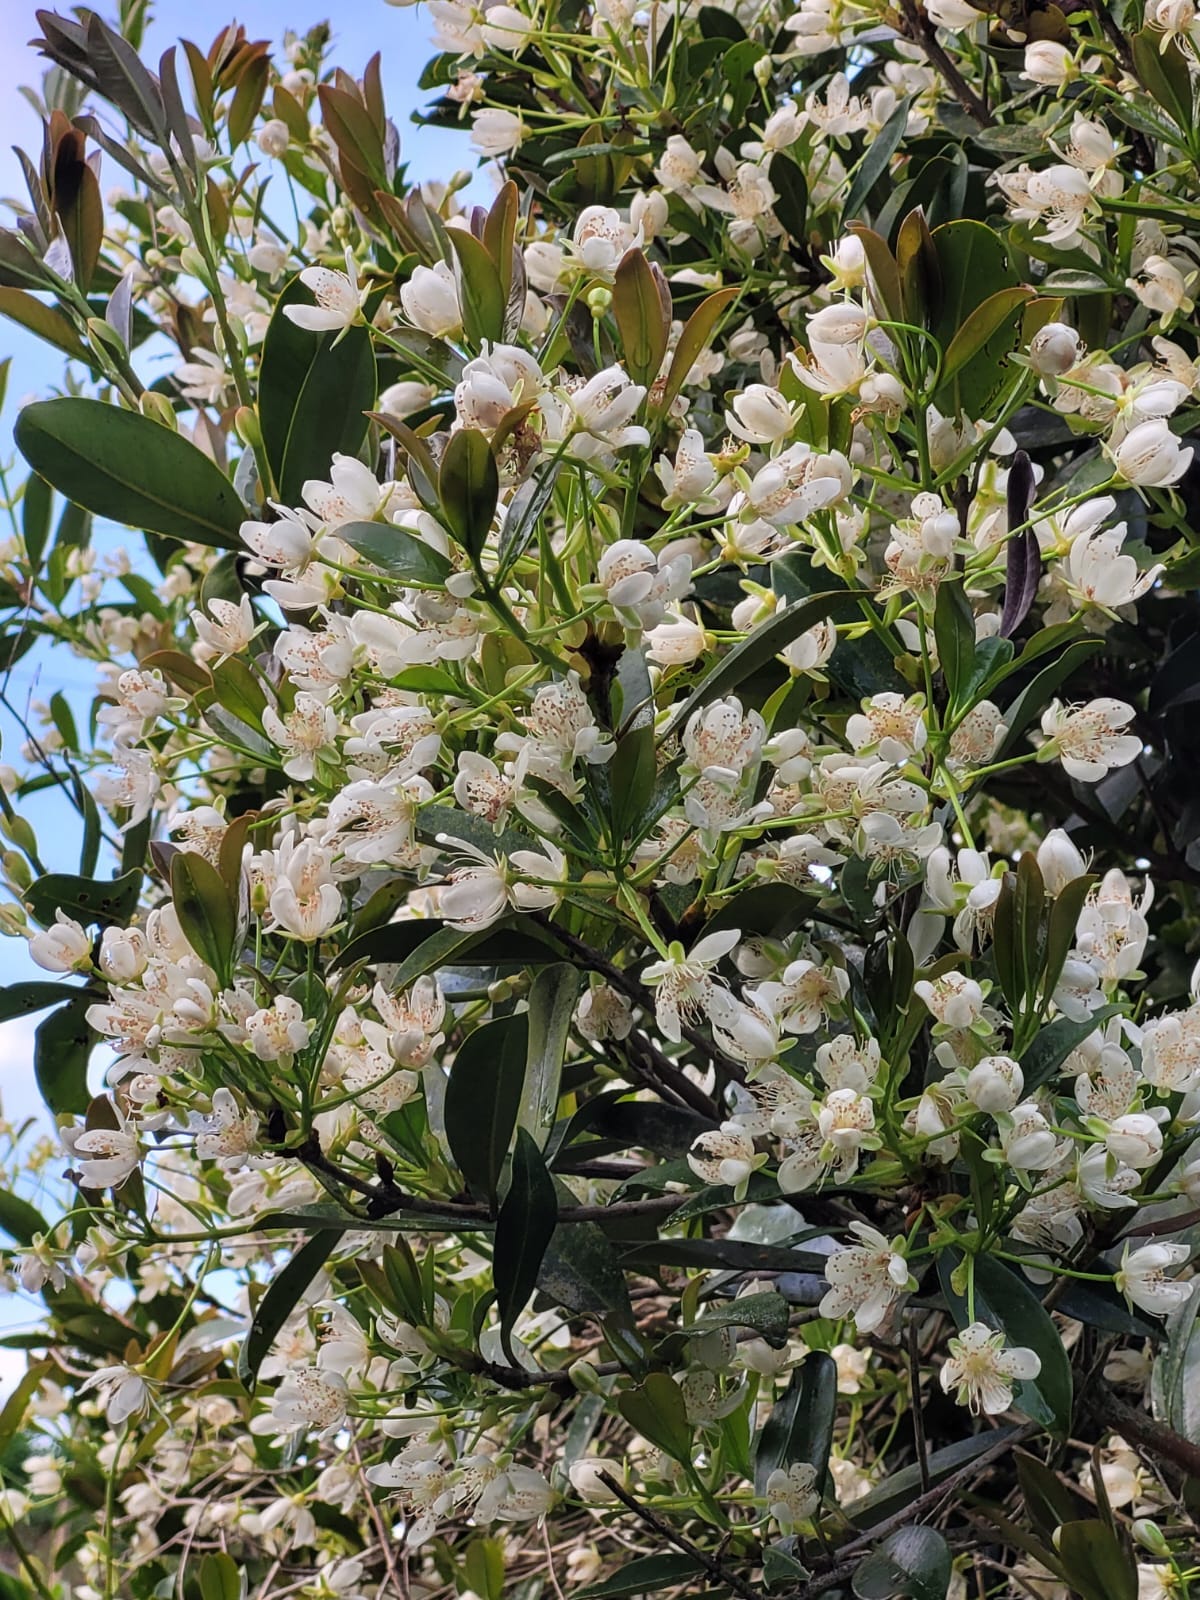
(0, 0), (472, 1337)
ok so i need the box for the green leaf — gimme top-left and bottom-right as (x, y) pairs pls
(1040, 872), (1095, 1005)
(447, 228), (506, 345)
(171, 851), (238, 985)
(617, 1371), (692, 1462)
(337, 519), (450, 583)
(14, 399), (244, 549)
(444, 1013), (528, 1202)
(258, 277), (376, 504)
(852, 1526), (952, 1600)
(25, 868), (142, 930)
(239, 1229), (342, 1388)
(754, 1350), (837, 1494)
(438, 427), (499, 563)
(938, 1250), (1073, 1434)
(520, 963), (580, 1144)
(612, 248), (670, 389)
(770, 154), (808, 243)
(573, 1554), (705, 1600)
(850, 1427), (1021, 1529)
(686, 1290), (790, 1349)
(0, 287), (92, 363)
(21, 473), (53, 570)
(0, 1189), (51, 1248)
(1154, 1281), (1200, 1444)
(198, 1552), (243, 1600)
(653, 287), (739, 420)
(538, 1221), (637, 1328)
(1021, 1006), (1118, 1094)
(498, 455), (564, 578)
(845, 98), (910, 219)
(1055, 1521), (1138, 1600)
(848, 226), (902, 324)
(1015, 1450), (1090, 1545)
(332, 917), (561, 982)
(35, 997), (94, 1116)
(0, 981), (89, 1023)
(1131, 29), (1195, 133)
(0, 1360), (52, 1456)
(937, 286), (1032, 388)
(933, 581), (975, 712)
(663, 591), (862, 737)
(494, 1128), (559, 1351)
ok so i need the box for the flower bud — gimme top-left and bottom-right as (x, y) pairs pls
(965, 1055), (1024, 1115)
(1029, 322), (1082, 377)
(1131, 1519), (1170, 1556)
(1037, 828), (1086, 894)
(255, 118), (291, 157)
(568, 1458), (620, 1502)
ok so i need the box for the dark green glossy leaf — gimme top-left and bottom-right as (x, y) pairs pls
(15, 399), (244, 549)
(35, 997), (94, 1116)
(686, 1290), (790, 1349)
(258, 276), (376, 504)
(0, 1189), (51, 1247)
(573, 1554), (704, 1599)
(0, 980), (88, 1023)
(239, 1229), (343, 1388)
(445, 1013), (528, 1202)
(337, 519), (450, 583)
(171, 850), (237, 985)
(1055, 1520), (1137, 1600)
(495, 1127), (558, 1349)
(845, 97), (910, 219)
(933, 580), (975, 712)
(852, 1526), (951, 1600)
(25, 869), (142, 930)
(663, 591), (862, 737)
(617, 1371), (692, 1462)
(520, 963), (580, 1143)
(439, 427), (499, 563)
(755, 1350), (837, 1494)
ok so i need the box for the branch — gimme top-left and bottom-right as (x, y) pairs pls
(1085, 1382), (1200, 1479)
(897, 0), (994, 127)
(596, 1471), (762, 1600)
(785, 1422), (1040, 1600)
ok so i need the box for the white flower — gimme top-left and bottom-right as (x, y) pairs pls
(687, 1121), (757, 1186)
(191, 1087), (260, 1170)
(819, 1223), (911, 1333)
(78, 1365), (151, 1426)
(914, 970), (984, 1030)
(283, 251), (364, 332)
(29, 910), (92, 973)
(642, 928), (740, 1042)
(725, 385), (797, 444)
(1040, 699), (1142, 782)
(1037, 828), (1088, 894)
(400, 261), (462, 337)
(253, 1367), (350, 1438)
(1116, 1242), (1194, 1316)
(1110, 419), (1193, 486)
(1000, 1102), (1063, 1172)
(63, 1119), (140, 1189)
(939, 1323), (1041, 1414)
(765, 1462), (819, 1530)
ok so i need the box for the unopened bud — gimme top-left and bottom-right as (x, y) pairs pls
(140, 391), (179, 431)
(1131, 1519), (1170, 1556)
(587, 285), (612, 319)
(2, 851), (32, 891)
(1029, 322), (1082, 378)
(567, 1358), (604, 1395)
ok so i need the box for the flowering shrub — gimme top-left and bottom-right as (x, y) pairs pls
(4, 0), (1200, 1594)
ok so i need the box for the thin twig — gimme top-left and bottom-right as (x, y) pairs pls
(1085, 1381), (1200, 1478)
(897, 0), (994, 127)
(596, 1471), (761, 1600)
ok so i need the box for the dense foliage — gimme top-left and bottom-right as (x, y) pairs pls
(2, 0), (1200, 1595)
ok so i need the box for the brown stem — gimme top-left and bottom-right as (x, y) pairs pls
(1086, 1382), (1200, 1478)
(785, 1423), (1040, 1600)
(596, 1471), (763, 1600)
(897, 0), (994, 128)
